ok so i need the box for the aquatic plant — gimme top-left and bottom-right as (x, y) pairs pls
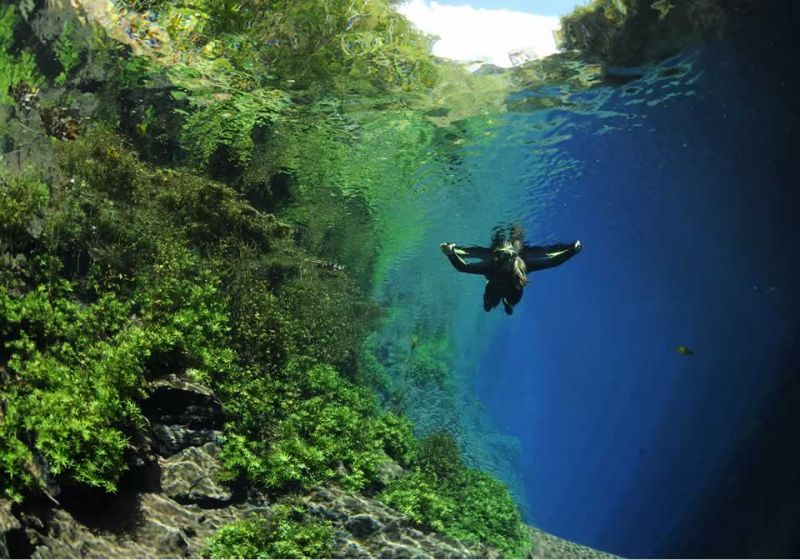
(205, 500), (334, 559)
(218, 358), (415, 492)
(54, 20), (82, 85)
(379, 432), (532, 558)
(406, 335), (452, 385)
(0, 5), (43, 104)
(169, 65), (290, 167)
(0, 3), (535, 556)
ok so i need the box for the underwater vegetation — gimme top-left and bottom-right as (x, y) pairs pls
(0, 0), (757, 555)
(0, 0), (534, 557)
(205, 500), (335, 559)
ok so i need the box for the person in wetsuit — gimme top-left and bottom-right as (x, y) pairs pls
(440, 226), (582, 315)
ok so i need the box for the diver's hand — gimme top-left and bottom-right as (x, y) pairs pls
(440, 242), (456, 255)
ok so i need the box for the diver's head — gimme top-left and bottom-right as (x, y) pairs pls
(491, 226), (507, 249)
(492, 241), (517, 263)
(493, 242), (528, 287)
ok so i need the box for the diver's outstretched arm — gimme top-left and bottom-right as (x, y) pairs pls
(441, 243), (491, 274)
(522, 241), (582, 271)
(454, 246), (493, 259)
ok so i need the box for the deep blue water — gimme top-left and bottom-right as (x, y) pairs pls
(471, 7), (800, 558)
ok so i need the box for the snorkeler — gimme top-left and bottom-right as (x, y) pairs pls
(440, 225), (582, 315)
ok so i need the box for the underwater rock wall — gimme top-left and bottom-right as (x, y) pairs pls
(0, 375), (265, 557)
(0, 373), (607, 558)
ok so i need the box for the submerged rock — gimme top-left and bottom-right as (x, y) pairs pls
(143, 375), (225, 457)
(28, 493), (267, 558)
(0, 500), (22, 558)
(529, 526), (620, 559)
(304, 486), (497, 559)
(159, 443), (234, 507)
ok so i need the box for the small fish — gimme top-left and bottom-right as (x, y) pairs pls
(676, 345), (694, 356)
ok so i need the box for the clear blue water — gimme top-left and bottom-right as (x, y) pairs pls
(377, 5), (799, 557)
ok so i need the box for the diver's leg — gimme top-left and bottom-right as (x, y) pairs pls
(502, 288), (523, 315)
(524, 241), (582, 271)
(483, 282), (502, 312)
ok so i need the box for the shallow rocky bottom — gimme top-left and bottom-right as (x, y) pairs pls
(0, 374), (616, 559)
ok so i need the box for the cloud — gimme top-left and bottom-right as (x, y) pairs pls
(396, 0), (561, 68)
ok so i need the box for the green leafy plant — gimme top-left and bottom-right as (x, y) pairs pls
(205, 500), (333, 559)
(54, 20), (82, 84)
(218, 359), (414, 492)
(0, 5), (43, 104)
(0, 285), (148, 494)
(379, 432), (532, 557)
(174, 80), (290, 166)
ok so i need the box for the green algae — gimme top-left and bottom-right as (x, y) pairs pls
(205, 499), (334, 559)
(0, 1), (534, 556)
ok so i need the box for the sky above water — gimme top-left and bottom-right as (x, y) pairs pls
(395, 0), (586, 66)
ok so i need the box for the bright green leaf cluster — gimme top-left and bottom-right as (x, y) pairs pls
(379, 432), (532, 557)
(0, 5), (43, 104)
(54, 20), (82, 85)
(205, 500), (334, 559)
(218, 358), (416, 492)
(0, 285), (147, 493)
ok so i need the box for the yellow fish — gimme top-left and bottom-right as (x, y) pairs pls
(676, 345), (694, 356)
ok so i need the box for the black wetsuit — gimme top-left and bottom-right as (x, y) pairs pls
(446, 243), (580, 312)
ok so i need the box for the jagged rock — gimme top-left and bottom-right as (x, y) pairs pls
(345, 514), (384, 537)
(375, 460), (404, 486)
(159, 443), (234, 507)
(144, 375), (224, 429)
(529, 526), (619, 559)
(304, 486), (496, 559)
(29, 493), (267, 559)
(1, 500), (22, 558)
(143, 375), (225, 457)
(151, 423), (223, 457)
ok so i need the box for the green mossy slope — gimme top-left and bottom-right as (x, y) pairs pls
(0, 1), (533, 556)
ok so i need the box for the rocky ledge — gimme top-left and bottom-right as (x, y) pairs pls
(304, 486), (494, 559)
(0, 375), (615, 558)
(0, 375), (268, 558)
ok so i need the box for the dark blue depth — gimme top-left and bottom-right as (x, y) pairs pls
(475, 5), (800, 558)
